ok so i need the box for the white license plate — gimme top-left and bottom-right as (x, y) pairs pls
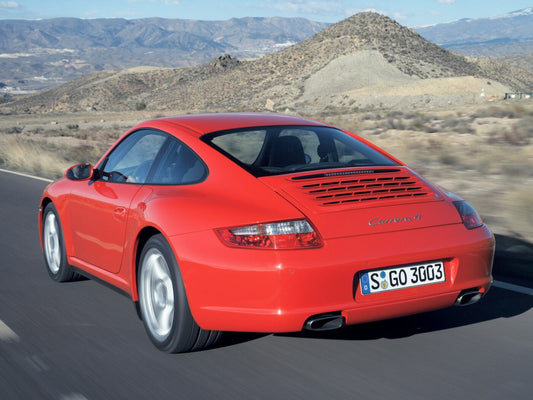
(360, 261), (445, 295)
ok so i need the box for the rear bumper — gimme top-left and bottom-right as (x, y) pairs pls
(171, 223), (494, 332)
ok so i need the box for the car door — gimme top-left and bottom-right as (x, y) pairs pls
(68, 129), (168, 273)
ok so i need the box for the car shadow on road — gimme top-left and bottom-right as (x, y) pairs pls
(217, 234), (533, 348)
(279, 233), (533, 342)
(216, 332), (270, 349)
(279, 284), (532, 342)
(218, 285), (532, 348)
(493, 234), (533, 285)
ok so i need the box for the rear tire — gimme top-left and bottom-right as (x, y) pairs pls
(42, 203), (79, 282)
(137, 234), (221, 353)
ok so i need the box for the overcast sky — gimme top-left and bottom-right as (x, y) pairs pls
(0, 0), (531, 26)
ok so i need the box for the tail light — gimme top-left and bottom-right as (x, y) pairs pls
(453, 201), (483, 230)
(217, 220), (323, 249)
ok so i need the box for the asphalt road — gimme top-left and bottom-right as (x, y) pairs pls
(1, 169), (532, 400)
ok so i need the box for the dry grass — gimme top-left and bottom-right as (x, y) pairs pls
(0, 111), (145, 178)
(1, 102), (532, 243)
(0, 135), (71, 177)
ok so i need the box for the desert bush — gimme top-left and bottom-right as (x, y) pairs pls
(6, 126), (22, 134)
(486, 119), (533, 146)
(503, 129), (528, 146)
(506, 188), (533, 239)
(383, 117), (405, 130)
(500, 162), (527, 177)
(509, 118), (533, 144)
(438, 151), (459, 166)
(439, 117), (475, 134)
(386, 110), (404, 119)
(477, 104), (527, 119)
(408, 116), (434, 132)
(62, 144), (103, 164)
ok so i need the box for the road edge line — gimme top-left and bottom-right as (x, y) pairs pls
(0, 168), (53, 183)
(0, 319), (20, 342)
(492, 280), (533, 296)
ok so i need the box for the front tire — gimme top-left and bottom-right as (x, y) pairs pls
(137, 234), (221, 353)
(42, 203), (79, 282)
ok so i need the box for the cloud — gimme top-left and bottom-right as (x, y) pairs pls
(0, 1), (20, 8)
(259, 0), (347, 17)
(438, 0), (456, 4)
(259, 1), (393, 20)
(392, 11), (408, 22)
(128, 0), (180, 4)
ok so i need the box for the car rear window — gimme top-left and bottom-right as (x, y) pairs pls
(203, 125), (397, 177)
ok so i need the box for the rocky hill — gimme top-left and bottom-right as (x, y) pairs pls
(2, 12), (532, 114)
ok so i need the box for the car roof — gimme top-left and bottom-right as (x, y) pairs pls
(145, 112), (331, 136)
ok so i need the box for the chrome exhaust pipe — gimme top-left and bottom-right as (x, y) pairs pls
(304, 313), (345, 331)
(455, 289), (483, 306)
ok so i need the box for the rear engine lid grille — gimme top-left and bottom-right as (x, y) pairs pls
(291, 168), (436, 206)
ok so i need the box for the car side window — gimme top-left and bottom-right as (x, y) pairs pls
(148, 138), (207, 185)
(100, 130), (167, 184)
(210, 130), (266, 164)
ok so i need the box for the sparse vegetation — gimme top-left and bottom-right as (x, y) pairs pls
(0, 135), (70, 177)
(1, 103), (532, 243)
(0, 112), (134, 178)
(135, 101), (147, 111)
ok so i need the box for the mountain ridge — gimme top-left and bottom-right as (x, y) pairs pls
(0, 16), (328, 92)
(416, 7), (533, 59)
(2, 9), (533, 95)
(2, 12), (531, 115)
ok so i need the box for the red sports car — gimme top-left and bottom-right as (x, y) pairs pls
(39, 113), (494, 353)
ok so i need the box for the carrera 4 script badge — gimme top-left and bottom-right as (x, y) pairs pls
(369, 214), (422, 226)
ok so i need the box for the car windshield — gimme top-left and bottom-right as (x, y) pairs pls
(202, 125), (397, 177)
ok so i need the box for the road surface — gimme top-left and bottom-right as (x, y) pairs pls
(0, 169), (531, 400)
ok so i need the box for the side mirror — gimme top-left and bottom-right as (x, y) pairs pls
(65, 163), (94, 181)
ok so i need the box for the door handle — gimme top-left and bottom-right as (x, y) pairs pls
(113, 207), (127, 221)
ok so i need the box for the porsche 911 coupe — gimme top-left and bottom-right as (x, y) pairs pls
(39, 113), (494, 353)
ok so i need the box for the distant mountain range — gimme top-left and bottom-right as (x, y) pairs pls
(0, 17), (328, 93)
(416, 7), (533, 57)
(0, 8), (532, 96)
(2, 12), (531, 115)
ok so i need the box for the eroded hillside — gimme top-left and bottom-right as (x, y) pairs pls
(1, 12), (532, 115)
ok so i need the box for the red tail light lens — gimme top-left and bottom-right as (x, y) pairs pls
(454, 201), (483, 230)
(217, 220), (323, 249)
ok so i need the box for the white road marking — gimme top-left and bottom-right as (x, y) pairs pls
(493, 280), (533, 296)
(0, 168), (53, 183)
(60, 394), (89, 400)
(25, 355), (49, 372)
(0, 319), (20, 342)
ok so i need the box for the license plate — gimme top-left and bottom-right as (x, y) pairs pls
(360, 261), (445, 295)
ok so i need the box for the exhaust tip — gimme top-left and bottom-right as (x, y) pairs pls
(304, 312), (345, 331)
(455, 289), (483, 306)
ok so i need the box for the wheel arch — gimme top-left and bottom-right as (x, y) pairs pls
(132, 226), (161, 298)
(39, 197), (53, 249)
(130, 226), (161, 320)
(40, 196), (53, 210)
